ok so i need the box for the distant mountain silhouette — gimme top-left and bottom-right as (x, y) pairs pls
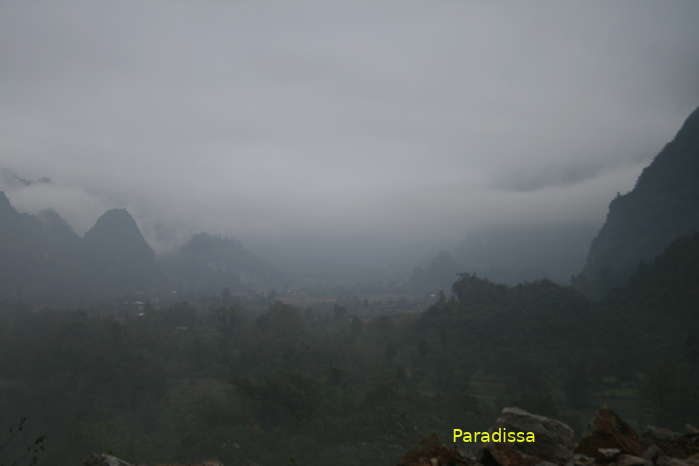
(161, 232), (286, 295)
(578, 106), (699, 296)
(0, 192), (85, 303)
(37, 208), (81, 243)
(455, 223), (596, 285)
(407, 251), (463, 294)
(0, 193), (283, 306)
(83, 208), (162, 295)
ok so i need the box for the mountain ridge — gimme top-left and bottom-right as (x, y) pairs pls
(0, 192), (282, 305)
(578, 106), (699, 296)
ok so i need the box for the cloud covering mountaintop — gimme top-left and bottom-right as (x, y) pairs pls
(1, 0), (698, 278)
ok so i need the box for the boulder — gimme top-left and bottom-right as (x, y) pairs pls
(484, 407), (576, 465)
(83, 454), (133, 466)
(656, 456), (690, 466)
(598, 448), (621, 461)
(480, 444), (541, 466)
(565, 454), (596, 466)
(642, 427), (699, 459)
(576, 408), (643, 459)
(614, 454), (650, 466)
(395, 405), (699, 466)
(642, 444), (662, 462)
(645, 427), (683, 443)
(397, 433), (471, 466)
(83, 455), (223, 466)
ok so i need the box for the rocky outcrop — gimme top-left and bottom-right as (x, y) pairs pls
(83, 454), (223, 466)
(80, 407), (698, 466)
(578, 106), (699, 296)
(397, 433), (470, 466)
(488, 407), (576, 464)
(576, 408), (643, 459)
(397, 407), (699, 466)
(641, 426), (699, 462)
(83, 454), (132, 466)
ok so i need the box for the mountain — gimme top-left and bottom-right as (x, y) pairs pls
(0, 191), (42, 301)
(0, 192), (85, 303)
(407, 250), (463, 294)
(0, 191), (286, 305)
(36, 208), (81, 244)
(0, 194), (163, 304)
(161, 233), (286, 295)
(578, 106), (699, 296)
(603, 231), (699, 332)
(83, 209), (162, 295)
(456, 223), (596, 285)
(577, 231), (699, 393)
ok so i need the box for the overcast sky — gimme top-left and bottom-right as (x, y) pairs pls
(1, 0), (698, 276)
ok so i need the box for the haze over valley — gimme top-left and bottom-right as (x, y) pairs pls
(2, 1), (698, 291)
(1, 2), (699, 466)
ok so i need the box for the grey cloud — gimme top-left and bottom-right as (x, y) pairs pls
(1, 0), (697, 279)
(3, 179), (109, 234)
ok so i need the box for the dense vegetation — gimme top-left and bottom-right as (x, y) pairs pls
(1, 232), (698, 466)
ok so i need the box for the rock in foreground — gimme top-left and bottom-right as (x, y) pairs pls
(83, 454), (223, 466)
(397, 407), (699, 466)
(81, 407), (698, 466)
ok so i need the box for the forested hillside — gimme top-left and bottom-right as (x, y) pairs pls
(2, 231), (697, 465)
